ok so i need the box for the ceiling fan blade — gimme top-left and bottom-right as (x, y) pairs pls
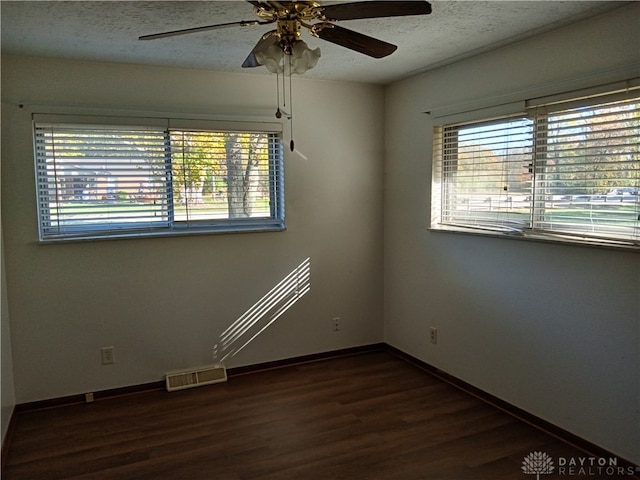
(319, 1), (431, 21)
(313, 24), (397, 59)
(242, 33), (277, 68)
(139, 20), (269, 41)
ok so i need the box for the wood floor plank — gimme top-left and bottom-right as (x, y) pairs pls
(3, 351), (636, 480)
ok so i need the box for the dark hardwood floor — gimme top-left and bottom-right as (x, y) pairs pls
(3, 350), (636, 479)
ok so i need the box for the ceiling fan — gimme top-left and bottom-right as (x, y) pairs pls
(139, 1), (433, 73)
(140, 1), (432, 151)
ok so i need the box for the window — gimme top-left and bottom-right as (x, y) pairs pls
(34, 116), (284, 241)
(432, 87), (640, 248)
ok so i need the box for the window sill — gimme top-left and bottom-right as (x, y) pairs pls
(38, 223), (286, 244)
(428, 225), (639, 252)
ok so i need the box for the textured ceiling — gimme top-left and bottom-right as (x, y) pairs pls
(0, 1), (630, 84)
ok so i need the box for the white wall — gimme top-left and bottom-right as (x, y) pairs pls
(1, 197), (17, 444)
(384, 3), (640, 464)
(1, 55), (385, 403)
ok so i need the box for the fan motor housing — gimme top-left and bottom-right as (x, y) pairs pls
(254, 1), (322, 23)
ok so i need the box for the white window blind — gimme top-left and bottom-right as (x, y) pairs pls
(433, 116), (534, 234)
(432, 88), (640, 247)
(169, 130), (282, 224)
(34, 120), (284, 241)
(530, 96), (639, 243)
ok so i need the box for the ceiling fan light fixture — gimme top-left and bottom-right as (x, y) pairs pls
(255, 37), (321, 75)
(254, 37), (285, 74)
(290, 40), (321, 74)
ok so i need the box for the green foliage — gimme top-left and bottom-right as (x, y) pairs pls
(170, 131), (271, 217)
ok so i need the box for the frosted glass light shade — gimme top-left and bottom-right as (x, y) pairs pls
(255, 39), (321, 75)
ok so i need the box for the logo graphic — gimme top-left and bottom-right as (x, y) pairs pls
(522, 451), (555, 479)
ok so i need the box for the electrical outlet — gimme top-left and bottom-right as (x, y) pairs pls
(101, 346), (115, 365)
(85, 392), (94, 403)
(429, 327), (438, 345)
(333, 317), (341, 332)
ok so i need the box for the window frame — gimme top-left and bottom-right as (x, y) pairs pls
(33, 114), (285, 242)
(431, 84), (640, 250)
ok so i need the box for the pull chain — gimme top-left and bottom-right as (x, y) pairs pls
(275, 68), (282, 119)
(276, 69), (280, 115)
(273, 51), (294, 151)
(288, 54), (294, 152)
(282, 50), (286, 108)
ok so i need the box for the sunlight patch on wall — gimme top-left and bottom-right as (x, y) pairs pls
(215, 257), (311, 362)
